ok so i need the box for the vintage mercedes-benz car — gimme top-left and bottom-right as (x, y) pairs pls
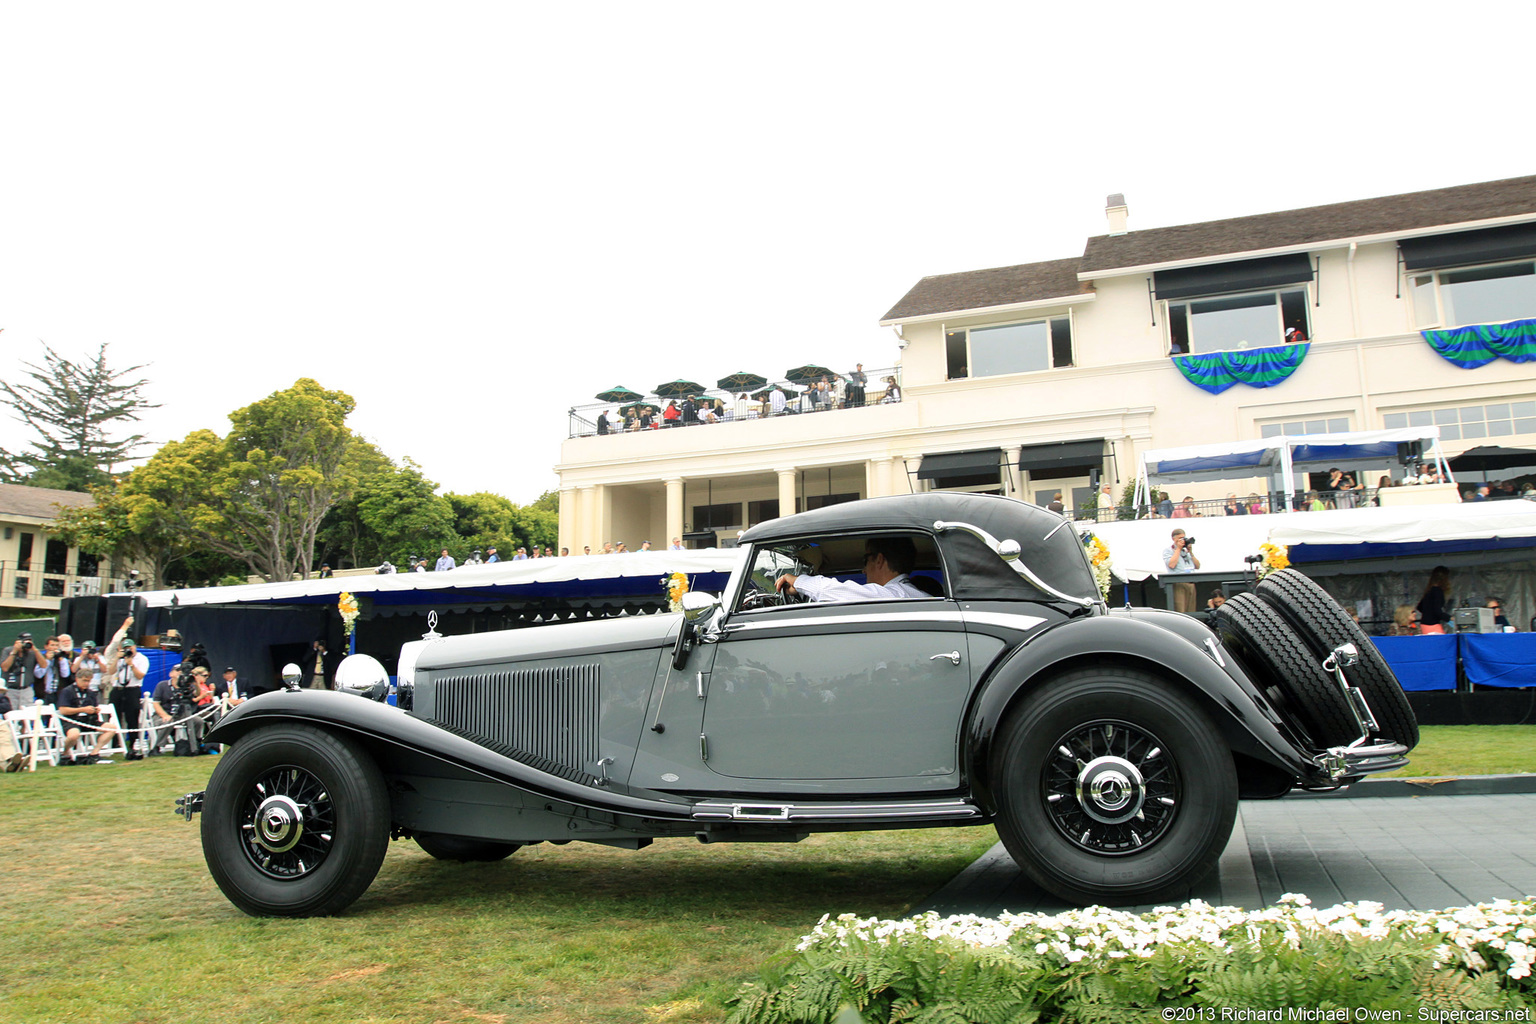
(180, 493), (1417, 917)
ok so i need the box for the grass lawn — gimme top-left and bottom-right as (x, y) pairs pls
(0, 756), (996, 1024)
(1380, 724), (1536, 778)
(2, 724), (1529, 1022)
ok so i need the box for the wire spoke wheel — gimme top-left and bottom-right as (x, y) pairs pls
(239, 765), (336, 879)
(1042, 719), (1178, 854)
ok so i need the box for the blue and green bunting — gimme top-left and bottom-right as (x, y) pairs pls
(1171, 343), (1309, 395)
(1421, 318), (1536, 369)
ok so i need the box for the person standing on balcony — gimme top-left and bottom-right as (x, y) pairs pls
(434, 549), (456, 571)
(847, 364), (867, 407)
(769, 386), (787, 416)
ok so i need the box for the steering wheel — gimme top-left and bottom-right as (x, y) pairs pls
(740, 589), (784, 611)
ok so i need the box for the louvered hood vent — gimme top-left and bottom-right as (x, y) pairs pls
(430, 664), (601, 777)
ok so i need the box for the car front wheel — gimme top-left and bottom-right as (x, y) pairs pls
(991, 666), (1237, 906)
(201, 724), (390, 917)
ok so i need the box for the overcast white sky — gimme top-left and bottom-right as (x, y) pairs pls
(2, 3), (1531, 503)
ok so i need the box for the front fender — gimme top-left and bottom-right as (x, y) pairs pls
(964, 612), (1312, 811)
(206, 690), (699, 821)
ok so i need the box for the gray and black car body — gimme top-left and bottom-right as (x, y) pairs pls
(181, 493), (1417, 917)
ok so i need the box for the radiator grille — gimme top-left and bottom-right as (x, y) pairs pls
(432, 664), (601, 776)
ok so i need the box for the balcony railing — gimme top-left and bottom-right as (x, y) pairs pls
(567, 366), (903, 439)
(0, 563), (138, 605)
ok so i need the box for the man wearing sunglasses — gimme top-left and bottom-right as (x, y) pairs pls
(775, 536), (926, 602)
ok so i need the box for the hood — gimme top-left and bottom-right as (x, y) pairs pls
(413, 612), (680, 672)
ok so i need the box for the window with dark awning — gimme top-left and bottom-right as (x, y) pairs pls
(1153, 253), (1314, 300)
(916, 448), (1002, 480)
(1016, 438), (1104, 475)
(1400, 222), (1536, 271)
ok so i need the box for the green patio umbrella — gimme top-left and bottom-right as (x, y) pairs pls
(595, 385), (643, 403)
(784, 364), (838, 385)
(654, 379), (706, 399)
(752, 384), (799, 400)
(716, 371), (768, 391)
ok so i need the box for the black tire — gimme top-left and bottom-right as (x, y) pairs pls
(991, 667), (1238, 906)
(415, 833), (521, 862)
(1216, 593), (1358, 748)
(1255, 568), (1418, 750)
(201, 724), (390, 917)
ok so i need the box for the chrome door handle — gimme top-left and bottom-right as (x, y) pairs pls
(929, 651), (961, 665)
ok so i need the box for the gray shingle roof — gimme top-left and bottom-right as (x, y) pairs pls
(881, 257), (1089, 323)
(882, 175), (1536, 322)
(0, 483), (95, 520)
(1082, 174), (1536, 274)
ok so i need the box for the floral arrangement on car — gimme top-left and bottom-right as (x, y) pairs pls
(338, 591), (360, 641)
(661, 572), (689, 612)
(1254, 542), (1289, 580)
(1081, 533), (1112, 599)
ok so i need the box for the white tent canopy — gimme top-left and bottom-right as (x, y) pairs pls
(1133, 427), (1451, 510)
(1081, 499), (1536, 582)
(130, 549), (745, 610)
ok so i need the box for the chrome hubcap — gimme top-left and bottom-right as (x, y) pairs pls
(1076, 756), (1145, 824)
(1043, 720), (1178, 854)
(253, 794), (304, 853)
(238, 766), (335, 879)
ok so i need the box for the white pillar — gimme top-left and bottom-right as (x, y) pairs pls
(665, 478), (684, 547)
(776, 468), (797, 517)
(1002, 446), (1022, 498)
(557, 487), (577, 553)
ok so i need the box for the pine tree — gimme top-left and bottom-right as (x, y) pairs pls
(0, 341), (158, 490)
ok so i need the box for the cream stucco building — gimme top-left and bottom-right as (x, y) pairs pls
(556, 176), (1536, 551)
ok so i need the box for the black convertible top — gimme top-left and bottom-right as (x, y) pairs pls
(740, 493), (1099, 603)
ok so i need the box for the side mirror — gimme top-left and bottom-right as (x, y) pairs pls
(673, 592), (720, 669)
(681, 591), (719, 622)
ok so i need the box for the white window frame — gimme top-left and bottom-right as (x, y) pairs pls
(1165, 285), (1311, 356)
(944, 310), (1074, 381)
(1408, 259), (1536, 330)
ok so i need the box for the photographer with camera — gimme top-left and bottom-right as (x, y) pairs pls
(100, 617), (149, 760)
(31, 635), (73, 704)
(73, 640), (104, 691)
(150, 663), (208, 756)
(1162, 528), (1201, 614)
(3, 633), (44, 712)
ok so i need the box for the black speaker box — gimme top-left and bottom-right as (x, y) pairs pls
(104, 595), (148, 641)
(58, 596), (107, 646)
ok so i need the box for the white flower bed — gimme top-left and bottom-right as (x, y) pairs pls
(797, 894), (1536, 980)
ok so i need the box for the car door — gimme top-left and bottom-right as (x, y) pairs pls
(697, 598), (974, 791)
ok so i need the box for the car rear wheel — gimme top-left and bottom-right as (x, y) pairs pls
(1254, 568), (1418, 750)
(202, 724), (390, 917)
(1216, 593), (1360, 748)
(991, 667), (1237, 906)
(414, 833), (522, 862)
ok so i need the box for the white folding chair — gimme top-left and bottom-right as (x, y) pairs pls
(90, 703), (129, 758)
(4, 706), (61, 770)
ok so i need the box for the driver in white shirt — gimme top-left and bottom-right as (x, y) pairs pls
(775, 537), (927, 602)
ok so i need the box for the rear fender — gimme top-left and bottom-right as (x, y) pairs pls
(964, 613), (1311, 811)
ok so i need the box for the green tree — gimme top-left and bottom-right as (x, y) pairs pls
(354, 461), (457, 568)
(56, 380), (362, 583)
(0, 341), (158, 489)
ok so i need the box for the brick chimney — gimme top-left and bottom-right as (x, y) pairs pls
(1105, 193), (1128, 235)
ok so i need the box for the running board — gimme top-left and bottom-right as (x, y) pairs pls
(691, 798), (982, 824)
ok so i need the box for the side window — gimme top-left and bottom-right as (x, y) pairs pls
(734, 534), (946, 612)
